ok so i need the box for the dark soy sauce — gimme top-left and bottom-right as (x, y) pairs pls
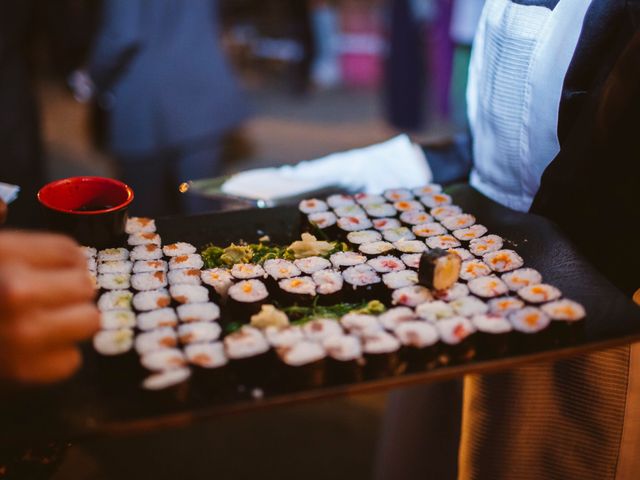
(75, 203), (114, 212)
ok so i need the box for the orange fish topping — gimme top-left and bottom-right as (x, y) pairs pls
(242, 283), (253, 293)
(524, 314), (539, 327)
(157, 297), (170, 308)
(175, 255), (189, 263)
(145, 244), (158, 252)
(142, 233), (156, 240)
(153, 271), (165, 281)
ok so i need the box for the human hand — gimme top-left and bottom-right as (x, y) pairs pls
(0, 232), (99, 384)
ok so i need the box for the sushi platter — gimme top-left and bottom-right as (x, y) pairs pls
(3, 183), (640, 444)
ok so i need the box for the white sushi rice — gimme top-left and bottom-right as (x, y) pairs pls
(488, 297), (525, 315)
(185, 342), (228, 368)
(359, 241), (395, 256)
(365, 203), (398, 218)
(394, 321), (439, 348)
(412, 222), (447, 238)
(130, 244), (163, 261)
(170, 284), (210, 304)
(163, 242), (197, 257)
(201, 268), (234, 296)
(140, 348), (186, 372)
(337, 216), (373, 232)
(341, 313), (383, 337)
(483, 249), (525, 273)
(426, 235), (461, 249)
(98, 260), (132, 275)
(132, 289), (171, 311)
(501, 268), (543, 291)
(224, 326), (270, 359)
(354, 193), (385, 205)
(442, 214), (476, 231)
(127, 232), (161, 246)
(178, 322), (222, 344)
(265, 325), (305, 348)
(400, 211), (433, 225)
(98, 248), (129, 262)
(372, 218), (402, 231)
(436, 317), (476, 345)
(430, 205), (462, 220)
(330, 251), (367, 268)
(541, 299), (586, 322)
(448, 248), (474, 261)
(416, 300), (455, 322)
(230, 263), (266, 280)
(334, 204), (367, 218)
(420, 193), (452, 208)
(322, 334), (362, 361)
(367, 255), (406, 273)
(453, 224), (488, 241)
(279, 276), (317, 296)
(468, 276), (509, 298)
(264, 259), (300, 279)
(392, 286), (433, 307)
(347, 230), (382, 245)
(450, 296), (489, 317)
(168, 268), (202, 286)
(382, 270), (418, 289)
(326, 194), (355, 209)
(393, 239), (427, 254)
(383, 227), (416, 242)
(459, 259), (492, 281)
(142, 367), (191, 391)
(509, 307), (551, 333)
(433, 282), (470, 302)
(469, 235), (504, 256)
(308, 211), (337, 229)
(302, 318), (344, 342)
(362, 331), (400, 354)
(393, 200), (424, 213)
(294, 256), (332, 274)
(135, 328), (178, 355)
(169, 254), (204, 271)
(472, 314), (513, 334)
(100, 310), (136, 330)
(93, 328), (134, 356)
(131, 271), (168, 291)
(227, 280), (269, 303)
(133, 260), (168, 273)
(176, 302), (221, 323)
(401, 253), (421, 269)
(378, 307), (417, 330)
(137, 308), (179, 331)
(299, 198), (328, 214)
(343, 264), (381, 288)
(98, 273), (131, 290)
(125, 217), (156, 234)
(517, 284), (562, 304)
(98, 290), (133, 311)
(279, 340), (326, 366)
(384, 188), (413, 202)
(412, 184), (443, 196)
(312, 269), (344, 295)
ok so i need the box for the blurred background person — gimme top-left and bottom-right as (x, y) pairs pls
(82, 0), (250, 217)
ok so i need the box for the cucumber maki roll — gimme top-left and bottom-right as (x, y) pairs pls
(382, 270), (418, 290)
(334, 204), (367, 219)
(382, 227), (416, 243)
(418, 249), (461, 291)
(365, 203), (398, 218)
(98, 260), (133, 275)
(98, 273), (131, 290)
(100, 309), (136, 330)
(98, 290), (133, 311)
(415, 300), (455, 323)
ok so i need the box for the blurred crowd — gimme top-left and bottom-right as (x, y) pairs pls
(1, 0), (483, 224)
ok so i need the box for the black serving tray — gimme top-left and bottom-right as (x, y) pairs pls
(2, 184), (640, 445)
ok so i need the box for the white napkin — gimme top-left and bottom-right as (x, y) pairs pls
(0, 182), (20, 204)
(222, 134), (432, 201)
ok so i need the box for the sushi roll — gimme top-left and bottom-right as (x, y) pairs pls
(140, 367), (191, 406)
(302, 318), (344, 342)
(400, 253), (421, 269)
(392, 286), (433, 307)
(128, 232), (161, 247)
(278, 276), (317, 306)
(135, 328), (178, 355)
(322, 334), (363, 384)
(330, 251), (367, 269)
(163, 242), (197, 257)
(340, 313), (383, 337)
(125, 217), (156, 234)
(393, 200), (424, 213)
(541, 299), (586, 342)
(131, 271), (168, 291)
(362, 331), (401, 379)
(299, 198), (328, 215)
(469, 235), (504, 256)
(263, 259), (300, 286)
(372, 218), (402, 231)
(201, 268), (234, 300)
(471, 313), (513, 357)
(294, 256), (332, 275)
(98, 273), (131, 290)
(93, 328), (135, 356)
(450, 296), (489, 317)
(488, 296), (525, 315)
(394, 321), (440, 372)
(430, 205), (462, 221)
(426, 235), (461, 250)
(378, 306), (417, 330)
(393, 240), (427, 255)
(98, 290), (133, 311)
(383, 270), (419, 290)
(382, 227), (416, 243)
(168, 268), (202, 286)
(140, 348), (187, 372)
(100, 309), (136, 330)
(137, 308), (179, 331)
(441, 214), (476, 231)
(508, 307), (552, 350)
(98, 248), (129, 262)
(342, 264), (383, 303)
(337, 216), (373, 236)
(415, 300), (455, 323)
(368, 255), (406, 274)
(358, 241), (395, 258)
(224, 326), (273, 386)
(178, 322), (222, 345)
(264, 325), (305, 348)
(307, 211), (338, 236)
(227, 280), (269, 324)
(459, 259), (492, 281)
(383, 188), (413, 202)
(170, 284), (210, 304)
(435, 316), (476, 364)
(346, 230), (382, 246)
(501, 268), (543, 291)
(483, 249), (524, 273)
(326, 194), (355, 209)
(133, 260), (168, 274)
(98, 260), (132, 275)
(334, 204), (367, 219)
(418, 249), (461, 291)
(354, 193), (386, 206)
(412, 184), (443, 196)
(453, 224), (488, 242)
(448, 247), (474, 261)
(517, 284), (562, 304)
(312, 269), (344, 305)
(176, 302), (221, 323)
(87, 256), (97, 273)
(277, 340), (327, 390)
(468, 276), (509, 298)
(412, 222), (447, 238)
(169, 254), (204, 271)
(130, 244), (163, 261)
(433, 282), (470, 302)
(365, 203), (398, 218)
(420, 193), (452, 208)
(399, 211), (433, 226)
(185, 342), (229, 394)
(132, 289), (171, 311)
(92, 328), (142, 386)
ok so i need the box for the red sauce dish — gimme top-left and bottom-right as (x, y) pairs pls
(38, 177), (134, 248)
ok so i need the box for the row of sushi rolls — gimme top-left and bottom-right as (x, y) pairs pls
(88, 184), (586, 397)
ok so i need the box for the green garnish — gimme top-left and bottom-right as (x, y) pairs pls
(282, 299), (387, 325)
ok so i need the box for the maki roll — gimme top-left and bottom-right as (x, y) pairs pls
(382, 227), (416, 243)
(412, 222), (447, 238)
(340, 313), (383, 337)
(312, 269), (344, 305)
(435, 316), (477, 364)
(131, 271), (168, 291)
(420, 193), (452, 208)
(98, 290), (133, 311)
(128, 232), (161, 246)
(168, 268), (202, 286)
(383, 188), (413, 202)
(517, 284), (562, 304)
(330, 251), (367, 269)
(483, 249), (525, 273)
(488, 296), (525, 315)
(334, 204), (367, 219)
(501, 268), (543, 291)
(133, 260), (168, 274)
(299, 198), (328, 215)
(367, 255), (406, 274)
(391, 286), (433, 307)
(185, 342), (230, 394)
(337, 216), (373, 236)
(378, 306), (417, 330)
(307, 211), (338, 236)
(354, 193), (385, 206)
(394, 321), (440, 372)
(125, 217), (156, 234)
(362, 331), (401, 379)
(453, 224), (488, 241)
(163, 242), (197, 257)
(140, 368), (191, 406)
(459, 259), (492, 281)
(450, 296), (489, 317)
(447, 248), (474, 261)
(132, 289), (171, 311)
(471, 313), (513, 357)
(178, 322), (222, 345)
(98, 248), (129, 262)
(227, 280), (269, 324)
(508, 307), (552, 350)
(418, 249), (461, 291)
(426, 235), (461, 250)
(468, 276), (509, 298)
(469, 235), (504, 256)
(365, 203), (398, 218)
(399, 211), (432, 226)
(541, 299), (586, 342)
(358, 241), (395, 258)
(98, 260), (132, 275)
(346, 230), (382, 246)
(130, 244), (163, 261)
(100, 309), (136, 330)
(169, 254), (204, 271)
(400, 253), (421, 269)
(93, 328), (135, 357)
(393, 200), (424, 213)
(263, 259), (300, 289)
(223, 326), (273, 386)
(170, 284), (210, 304)
(98, 273), (131, 290)
(176, 302), (221, 323)
(135, 328), (178, 355)
(302, 318), (344, 342)
(433, 282), (469, 302)
(277, 341), (327, 390)
(140, 348), (187, 373)
(412, 184), (443, 196)
(382, 270), (419, 290)
(326, 194), (355, 209)
(264, 325), (305, 348)
(137, 308), (179, 330)
(322, 334), (363, 384)
(430, 205), (462, 221)
(201, 268), (234, 301)
(441, 214), (476, 231)
(372, 218), (402, 231)
(415, 300), (454, 323)
(294, 256), (331, 275)
(342, 264), (383, 302)
(393, 240), (427, 255)
(278, 276), (317, 306)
